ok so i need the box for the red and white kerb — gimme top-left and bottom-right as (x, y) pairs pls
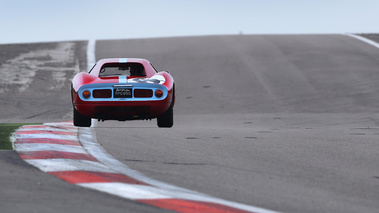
(14, 122), (279, 213)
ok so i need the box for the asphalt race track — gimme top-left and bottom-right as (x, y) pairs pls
(1, 34), (379, 212)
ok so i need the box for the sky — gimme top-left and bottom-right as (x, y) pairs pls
(1, 0), (379, 44)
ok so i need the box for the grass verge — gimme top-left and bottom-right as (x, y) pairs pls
(0, 123), (40, 150)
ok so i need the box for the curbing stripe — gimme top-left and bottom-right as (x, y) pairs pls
(18, 151), (97, 161)
(16, 133), (78, 141)
(17, 130), (77, 135)
(14, 143), (87, 153)
(20, 126), (77, 132)
(24, 158), (117, 173)
(14, 138), (81, 146)
(48, 170), (149, 184)
(78, 182), (173, 200)
(138, 198), (254, 213)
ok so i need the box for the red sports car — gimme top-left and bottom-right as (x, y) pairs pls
(71, 58), (175, 127)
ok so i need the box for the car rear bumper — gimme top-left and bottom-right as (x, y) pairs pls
(74, 100), (171, 121)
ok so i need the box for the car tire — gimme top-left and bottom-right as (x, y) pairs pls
(73, 107), (91, 127)
(157, 105), (173, 128)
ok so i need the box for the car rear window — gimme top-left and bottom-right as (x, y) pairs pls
(99, 63), (146, 77)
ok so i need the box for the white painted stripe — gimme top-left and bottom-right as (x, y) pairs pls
(87, 39), (96, 71)
(119, 58), (127, 63)
(81, 182), (208, 201)
(45, 122), (75, 127)
(25, 159), (117, 173)
(345, 33), (379, 49)
(16, 133), (78, 141)
(79, 183), (172, 200)
(119, 76), (127, 83)
(14, 143), (86, 154)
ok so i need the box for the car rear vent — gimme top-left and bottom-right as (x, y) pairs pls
(134, 89), (153, 98)
(93, 89), (112, 98)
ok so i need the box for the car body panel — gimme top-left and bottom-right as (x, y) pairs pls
(71, 58), (175, 122)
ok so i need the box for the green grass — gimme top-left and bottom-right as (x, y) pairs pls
(0, 123), (40, 150)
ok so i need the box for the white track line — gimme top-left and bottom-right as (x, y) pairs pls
(87, 39), (96, 71)
(345, 33), (379, 49)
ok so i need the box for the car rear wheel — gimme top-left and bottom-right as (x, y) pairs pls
(157, 105), (173, 128)
(73, 107), (91, 127)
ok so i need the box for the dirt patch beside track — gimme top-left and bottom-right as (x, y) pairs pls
(0, 41), (87, 123)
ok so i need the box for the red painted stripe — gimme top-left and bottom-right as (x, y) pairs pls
(20, 125), (47, 129)
(21, 125), (76, 130)
(17, 130), (77, 136)
(18, 151), (97, 161)
(15, 138), (81, 146)
(48, 171), (150, 185)
(138, 199), (254, 213)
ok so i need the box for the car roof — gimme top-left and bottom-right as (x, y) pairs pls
(96, 58), (150, 64)
(89, 58), (157, 77)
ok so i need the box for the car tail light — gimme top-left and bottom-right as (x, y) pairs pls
(134, 89), (153, 98)
(155, 89), (164, 98)
(82, 90), (91, 99)
(93, 89), (112, 98)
